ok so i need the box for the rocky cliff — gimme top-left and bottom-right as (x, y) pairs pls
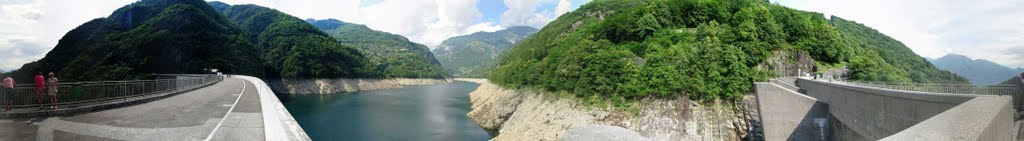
(459, 78), (761, 141)
(268, 78), (453, 94)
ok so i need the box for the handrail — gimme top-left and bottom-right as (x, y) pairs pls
(814, 79), (1019, 95)
(0, 74), (222, 110)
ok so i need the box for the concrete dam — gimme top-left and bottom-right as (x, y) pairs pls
(755, 77), (1015, 141)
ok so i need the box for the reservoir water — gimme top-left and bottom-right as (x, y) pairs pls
(281, 81), (492, 141)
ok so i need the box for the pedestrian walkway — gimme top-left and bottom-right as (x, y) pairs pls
(0, 77), (266, 141)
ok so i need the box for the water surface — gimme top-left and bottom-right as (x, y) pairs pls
(282, 81), (491, 141)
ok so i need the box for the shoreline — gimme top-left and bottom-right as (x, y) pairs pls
(268, 78), (454, 94)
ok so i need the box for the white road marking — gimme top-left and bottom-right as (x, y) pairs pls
(203, 79), (247, 141)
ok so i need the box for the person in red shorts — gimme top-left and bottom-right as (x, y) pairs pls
(34, 72), (45, 109)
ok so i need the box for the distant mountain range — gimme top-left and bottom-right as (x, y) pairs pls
(9, 0), (444, 81)
(929, 54), (1023, 85)
(432, 26), (538, 78)
(305, 19), (446, 78)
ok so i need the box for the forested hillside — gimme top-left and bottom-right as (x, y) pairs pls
(489, 0), (967, 100)
(432, 26), (538, 78)
(11, 0), (263, 81)
(218, 4), (371, 78)
(305, 19), (445, 78)
(831, 17), (967, 84)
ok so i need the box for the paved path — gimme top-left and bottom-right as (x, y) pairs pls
(0, 77), (264, 141)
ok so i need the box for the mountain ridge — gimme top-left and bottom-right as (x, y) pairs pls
(11, 0), (263, 81)
(305, 18), (446, 78)
(929, 54), (1022, 85)
(432, 26), (538, 78)
(218, 4), (371, 78)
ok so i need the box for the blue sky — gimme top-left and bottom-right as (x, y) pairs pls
(476, 0), (507, 24)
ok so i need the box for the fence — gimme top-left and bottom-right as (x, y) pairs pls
(0, 74), (221, 109)
(815, 78), (1024, 110)
(829, 80), (1019, 95)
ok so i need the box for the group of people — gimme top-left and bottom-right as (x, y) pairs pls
(0, 72), (59, 111)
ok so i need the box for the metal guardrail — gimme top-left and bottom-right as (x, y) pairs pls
(807, 77), (1024, 111)
(0, 74), (221, 109)
(827, 80), (1019, 95)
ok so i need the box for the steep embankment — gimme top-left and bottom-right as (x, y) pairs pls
(460, 79), (759, 140)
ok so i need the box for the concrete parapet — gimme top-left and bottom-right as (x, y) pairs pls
(237, 76), (311, 141)
(755, 82), (830, 141)
(795, 78), (1012, 141)
(880, 95), (1012, 141)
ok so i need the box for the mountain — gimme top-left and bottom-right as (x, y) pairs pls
(432, 26), (538, 78)
(217, 4), (370, 78)
(11, 0), (389, 81)
(830, 17), (967, 84)
(929, 54), (1022, 85)
(11, 0), (263, 81)
(305, 19), (445, 78)
(488, 0), (967, 100)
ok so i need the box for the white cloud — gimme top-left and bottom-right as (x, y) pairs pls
(555, 0), (571, 16)
(774, 0), (1024, 68)
(0, 0), (135, 70)
(0, 0), (43, 28)
(500, 0), (552, 28)
(466, 22), (504, 33)
(500, 0), (588, 31)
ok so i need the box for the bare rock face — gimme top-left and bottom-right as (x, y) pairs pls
(460, 79), (759, 141)
(490, 91), (597, 141)
(562, 125), (652, 141)
(461, 78), (525, 129)
(759, 51), (817, 77)
(268, 78), (453, 94)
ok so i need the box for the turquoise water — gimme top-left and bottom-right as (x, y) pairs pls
(281, 81), (492, 141)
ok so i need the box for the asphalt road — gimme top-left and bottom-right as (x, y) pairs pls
(0, 77), (264, 141)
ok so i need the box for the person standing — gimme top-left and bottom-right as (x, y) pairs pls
(2, 76), (14, 111)
(47, 72), (58, 109)
(34, 72), (44, 109)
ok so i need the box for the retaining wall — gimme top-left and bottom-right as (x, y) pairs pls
(755, 82), (830, 141)
(795, 79), (1012, 141)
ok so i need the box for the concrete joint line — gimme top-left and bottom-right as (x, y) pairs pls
(203, 79), (247, 141)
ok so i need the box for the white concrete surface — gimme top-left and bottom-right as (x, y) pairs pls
(237, 75), (310, 141)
